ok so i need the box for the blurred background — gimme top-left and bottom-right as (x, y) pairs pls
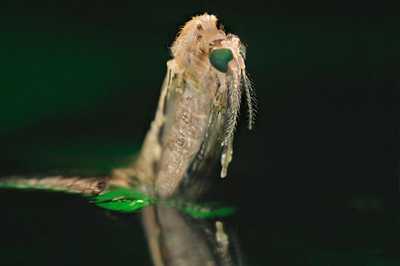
(0, 1), (399, 265)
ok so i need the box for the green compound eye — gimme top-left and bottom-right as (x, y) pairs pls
(209, 48), (233, 73)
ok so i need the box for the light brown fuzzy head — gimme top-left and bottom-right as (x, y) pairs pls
(171, 13), (254, 130)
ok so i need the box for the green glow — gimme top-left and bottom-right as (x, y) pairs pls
(95, 199), (150, 213)
(179, 204), (236, 219)
(91, 188), (154, 213)
(92, 188), (236, 219)
(163, 199), (236, 218)
(0, 182), (236, 219)
(93, 188), (150, 202)
(209, 48), (233, 73)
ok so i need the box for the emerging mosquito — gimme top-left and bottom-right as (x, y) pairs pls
(0, 13), (254, 201)
(126, 12), (255, 197)
(0, 13), (254, 266)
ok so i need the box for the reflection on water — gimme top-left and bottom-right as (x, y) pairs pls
(142, 205), (241, 266)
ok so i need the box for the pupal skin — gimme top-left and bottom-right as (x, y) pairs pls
(132, 13), (253, 198)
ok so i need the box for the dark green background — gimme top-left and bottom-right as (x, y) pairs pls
(0, 1), (399, 265)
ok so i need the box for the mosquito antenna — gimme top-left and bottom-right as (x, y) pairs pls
(242, 71), (256, 130)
